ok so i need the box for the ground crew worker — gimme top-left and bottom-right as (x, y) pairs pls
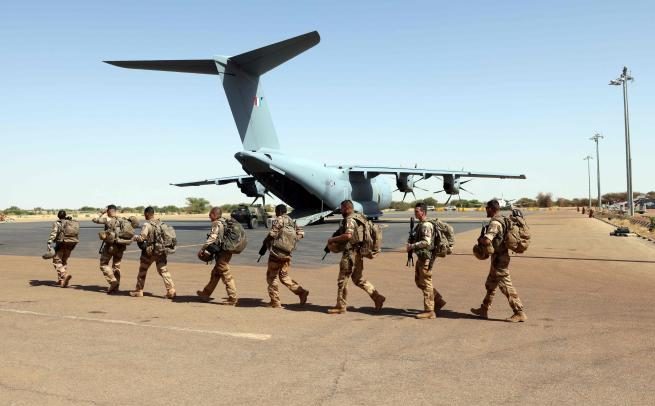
(326, 200), (386, 314)
(406, 202), (447, 319)
(261, 204), (309, 308)
(46, 210), (75, 288)
(196, 207), (238, 305)
(129, 207), (176, 299)
(92, 204), (124, 294)
(471, 199), (528, 322)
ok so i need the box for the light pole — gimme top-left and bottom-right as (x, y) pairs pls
(609, 66), (634, 216)
(584, 155), (593, 209)
(590, 133), (604, 209)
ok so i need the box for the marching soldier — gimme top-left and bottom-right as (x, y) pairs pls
(406, 202), (447, 319)
(261, 204), (309, 308)
(129, 207), (176, 299)
(46, 210), (76, 288)
(93, 204), (124, 294)
(196, 207), (238, 305)
(471, 199), (528, 322)
(326, 200), (385, 314)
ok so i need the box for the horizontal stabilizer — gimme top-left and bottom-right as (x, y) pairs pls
(231, 31), (320, 76)
(104, 59), (219, 75)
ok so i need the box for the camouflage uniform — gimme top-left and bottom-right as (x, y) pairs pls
(198, 219), (237, 302)
(47, 220), (76, 283)
(479, 216), (524, 313)
(409, 220), (445, 312)
(133, 220), (175, 294)
(93, 215), (125, 285)
(266, 214), (307, 305)
(335, 214), (383, 309)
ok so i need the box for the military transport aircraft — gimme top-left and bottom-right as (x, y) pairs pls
(107, 31), (525, 225)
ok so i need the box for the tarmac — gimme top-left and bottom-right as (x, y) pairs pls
(1, 209), (654, 405)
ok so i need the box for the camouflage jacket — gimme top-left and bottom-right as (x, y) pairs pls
(202, 219), (226, 250)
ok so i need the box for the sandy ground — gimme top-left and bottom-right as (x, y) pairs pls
(0, 210), (654, 405)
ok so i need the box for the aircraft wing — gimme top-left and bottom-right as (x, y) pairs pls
(290, 209), (337, 227)
(346, 166), (526, 180)
(170, 175), (252, 187)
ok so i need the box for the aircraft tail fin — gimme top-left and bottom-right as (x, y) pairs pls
(105, 31), (320, 151)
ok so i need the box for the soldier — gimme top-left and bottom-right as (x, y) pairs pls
(92, 204), (124, 294)
(406, 202), (447, 319)
(46, 210), (75, 288)
(196, 207), (238, 305)
(261, 204), (309, 308)
(129, 207), (176, 299)
(471, 199), (528, 322)
(326, 200), (386, 314)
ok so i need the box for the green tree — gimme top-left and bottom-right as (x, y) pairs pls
(536, 193), (553, 208)
(515, 198), (537, 207)
(186, 197), (210, 214)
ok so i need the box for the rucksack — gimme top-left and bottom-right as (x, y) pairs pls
(147, 220), (177, 255)
(58, 219), (80, 244)
(351, 213), (382, 259)
(503, 209), (531, 253)
(271, 216), (300, 256)
(115, 217), (136, 245)
(429, 218), (455, 258)
(221, 218), (248, 254)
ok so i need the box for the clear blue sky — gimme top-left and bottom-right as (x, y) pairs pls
(2, 0), (653, 209)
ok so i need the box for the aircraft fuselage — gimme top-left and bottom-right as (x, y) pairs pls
(235, 150), (392, 216)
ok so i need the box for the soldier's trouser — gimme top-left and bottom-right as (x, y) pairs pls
(427, 255), (445, 305)
(415, 257), (435, 311)
(99, 244), (125, 284)
(201, 252), (237, 300)
(52, 243), (75, 281)
(136, 253), (174, 291)
(266, 256), (306, 304)
(336, 251), (377, 308)
(481, 251), (524, 312)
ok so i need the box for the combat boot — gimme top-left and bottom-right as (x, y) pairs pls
(435, 298), (447, 312)
(107, 280), (119, 295)
(298, 290), (309, 306)
(196, 290), (212, 302)
(61, 274), (72, 288)
(113, 270), (121, 288)
(129, 290), (144, 297)
(470, 306), (489, 319)
(222, 298), (238, 306)
(507, 311), (528, 323)
(55, 279), (63, 287)
(327, 307), (346, 314)
(415, 311), (436, 320)
(372, 291), (386, 312)
(165, 288), (176, 299)
(267, 302), (282, 309)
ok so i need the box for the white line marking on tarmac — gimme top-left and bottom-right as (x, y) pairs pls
(0, 308), (271, 341)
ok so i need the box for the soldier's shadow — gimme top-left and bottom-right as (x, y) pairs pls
(29, 279), (58, 287)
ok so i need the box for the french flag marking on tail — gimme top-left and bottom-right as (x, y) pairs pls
(253, 96), (264, 107)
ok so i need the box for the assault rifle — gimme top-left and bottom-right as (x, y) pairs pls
(257, 241), (268, 263)
(407, 217), (416, 267)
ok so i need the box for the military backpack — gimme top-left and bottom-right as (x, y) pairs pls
(350, 213), (382, 259)
(145, 220), (177, 255)
(271, 217), (300, 257)
(429, 218), (455, 258)
(220, 218), (248, 254)
(503, 209), (531, 253)
(58, 219), (80, 244)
